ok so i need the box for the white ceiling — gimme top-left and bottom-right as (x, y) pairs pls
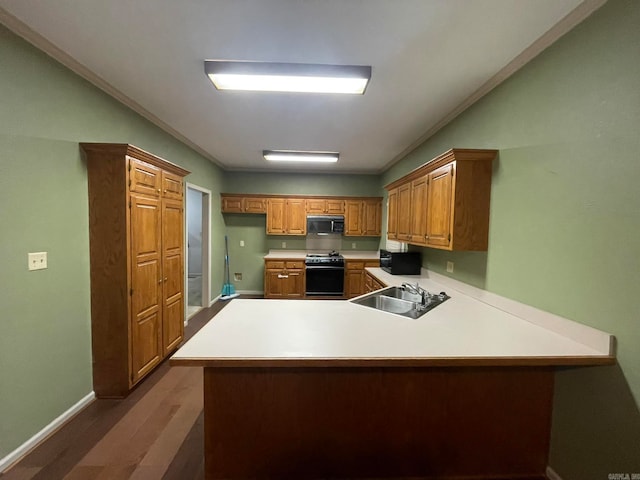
(0, 0), (596, 173)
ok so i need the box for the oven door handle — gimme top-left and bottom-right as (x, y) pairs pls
(305, 266), (345, 270)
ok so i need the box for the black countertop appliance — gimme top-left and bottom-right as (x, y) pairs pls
(380, 249), (422, 275)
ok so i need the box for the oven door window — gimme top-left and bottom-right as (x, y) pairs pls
(305, 267), (344, 296)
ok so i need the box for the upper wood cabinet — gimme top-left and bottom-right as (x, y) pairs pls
(409, 175), (428, 245)
(306, 198), (345, 214)
(82, 143), (189, 398)
(221, 194), (266, 213)
(222, 194), (382, 237)
(344, 199), (382, 236)
(396, 183), (412, 241)
(385, 149), (496, 251)
(266, 198), (307, 235)
(387, 188), (398, 240)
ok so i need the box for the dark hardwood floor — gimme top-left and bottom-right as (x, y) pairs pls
(1, 297), (248, 480)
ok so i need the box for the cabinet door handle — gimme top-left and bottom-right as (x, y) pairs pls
(164, 277), (168, 282)
(278, 274), (289, 279)
(158, 279), (162, 284)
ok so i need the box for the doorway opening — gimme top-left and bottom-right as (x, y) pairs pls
(185, 184), (211, 322)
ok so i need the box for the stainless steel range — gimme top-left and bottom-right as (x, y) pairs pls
(305, 251), (345, 297)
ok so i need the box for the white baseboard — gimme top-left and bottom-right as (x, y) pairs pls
(236, 290), (263, 295)
(209, 294), (221, 306)
(546, 466), (564, 480)
(0, 391), (95, 473)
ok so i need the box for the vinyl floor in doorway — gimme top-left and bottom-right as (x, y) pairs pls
(1, 298), (250, 480)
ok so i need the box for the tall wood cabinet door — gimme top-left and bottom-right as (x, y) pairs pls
(162, 198), (184, 354)
(362, 199), (381, 236)
(162, 171), (183, 200)
(397, 183), (412, 241)
(426, 163), (455, 249)
(129, 158), (161, 197)
(410, 176), (428, 245)
(387, 188), (398, 240)
(286, 198), (307, 235)
(129, 194), (163, 383)
(344, 200), (362, 236)
(267, 199), (286, 234)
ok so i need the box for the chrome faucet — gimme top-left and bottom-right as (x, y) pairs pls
(401, 282), (430, 308)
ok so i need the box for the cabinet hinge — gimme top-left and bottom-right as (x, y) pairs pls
(128, 180), (132, 187)
(130, 288), (134, 296)
(451, 167), (455, 177)
(129, 200), (132, 209)
(448, 233), (451, 242)
(128, 162), (132, 172)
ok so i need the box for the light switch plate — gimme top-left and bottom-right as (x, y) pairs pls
(28, 252), (48, 271)
(446, 261), (454, 273)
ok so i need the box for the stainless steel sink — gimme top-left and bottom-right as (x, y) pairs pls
(378, 286), (423, 303)
(350, 286), (449, 319)
(355, 294), (418, 315)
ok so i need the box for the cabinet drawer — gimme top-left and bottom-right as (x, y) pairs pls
(265, 260), (304, 270)
(346, 261), (364, 270)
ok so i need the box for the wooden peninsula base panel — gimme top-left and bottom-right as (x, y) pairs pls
(203, 366), (554, 480)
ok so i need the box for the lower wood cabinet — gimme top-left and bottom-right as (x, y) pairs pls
(264, 260), (305, 298)
(364, 270), (386, 293)
(82, 143), (189, 398)
(345, 260), (380, 298)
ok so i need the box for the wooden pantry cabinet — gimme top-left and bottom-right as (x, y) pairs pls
(82, 143), (189, 398)
(385, 149), (496, 251)
(264, 260), (305, 298)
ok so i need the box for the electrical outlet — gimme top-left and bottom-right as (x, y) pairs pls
(240, 240), (245, 247)
(28, 252), (48, 271)
(446, 261), (454, 273)
(234, 273), (242, 281)
(352, 242), (356, 249)
(281, 241), (286, 248)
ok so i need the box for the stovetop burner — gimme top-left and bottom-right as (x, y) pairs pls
(305, 251), (344, 266)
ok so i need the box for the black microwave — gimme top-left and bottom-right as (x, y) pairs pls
(380, 249), (422, 275)
(307, 215), (344, 234)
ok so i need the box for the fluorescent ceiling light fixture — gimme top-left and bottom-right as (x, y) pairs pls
(263, 150), (339, 163)
(205, 61), (371, 94)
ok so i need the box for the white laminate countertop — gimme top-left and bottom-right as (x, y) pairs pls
(264, 249), (379, 260)
(172, 268), (615, 368)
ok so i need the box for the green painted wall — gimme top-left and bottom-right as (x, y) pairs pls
(221, 172), (383, 292)
(0, 25), (225, 459)
(383, 0), (640, 476)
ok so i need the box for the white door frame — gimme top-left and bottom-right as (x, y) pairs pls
(185, 183), (212, 324)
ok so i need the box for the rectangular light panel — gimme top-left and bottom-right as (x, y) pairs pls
(205, 61), (371, 94)
(263, 150), (339, 163)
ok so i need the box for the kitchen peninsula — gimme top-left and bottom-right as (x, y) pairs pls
(171, 270), (614, 480)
